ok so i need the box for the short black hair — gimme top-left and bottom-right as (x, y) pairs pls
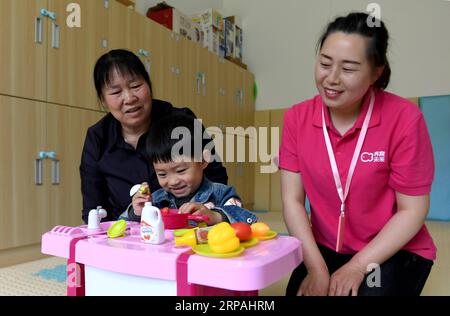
(93, 49), (152, 100)
(317, 12), (391, 90)
(146, 113), (212, 164)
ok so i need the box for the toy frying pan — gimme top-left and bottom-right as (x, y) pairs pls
(162, 208), (209, 229)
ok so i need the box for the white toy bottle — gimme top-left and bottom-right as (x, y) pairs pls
(141, 202), (165, 244)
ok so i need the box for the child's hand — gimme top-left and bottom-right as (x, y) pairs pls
(132, 182), (151, 216)
(179, 202), (222, 225)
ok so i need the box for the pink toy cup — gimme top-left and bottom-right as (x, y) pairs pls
(162, 208), (209, 229)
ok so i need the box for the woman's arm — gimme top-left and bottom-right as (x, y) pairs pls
(353, 193), (429, 268)
(329, 193), (429, 296)
(281, 169), (330, 295)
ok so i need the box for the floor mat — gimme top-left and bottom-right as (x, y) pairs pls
(0, 257), (66, 296)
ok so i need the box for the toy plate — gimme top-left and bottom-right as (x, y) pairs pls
(107, 220), (127, 238)
(192, 244), (245, 258)
(256, 230), (278, 241)
(240, 237), (259, 248)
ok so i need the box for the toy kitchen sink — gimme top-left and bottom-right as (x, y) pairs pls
(41, 220), (302, 296)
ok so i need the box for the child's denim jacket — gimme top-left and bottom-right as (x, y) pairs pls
(120, 177), (258, 224)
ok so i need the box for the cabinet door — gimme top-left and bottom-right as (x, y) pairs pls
(160, 30), (200, 109)
(0, 0), (47, 101)
(45, 104), (104, 227)
(243, 71), (255, 129)
(177, 37), (199, 113)
(128, 11), (166, 103)
(0, 96), (47, 250)
(193, 47), (214, 127)
(46, 0), (108, 110)
(205, 55), (222, 129)
(107, 0), (128, 50)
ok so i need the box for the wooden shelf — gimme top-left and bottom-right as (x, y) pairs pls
(116, 0), (135, 8)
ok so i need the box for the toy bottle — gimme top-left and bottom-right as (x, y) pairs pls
(141, 202), (165, 244)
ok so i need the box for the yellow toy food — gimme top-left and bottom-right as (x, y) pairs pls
(208, 222), (240, 254)
(251, 222), (270, 237)
(139, 185), (149, 195)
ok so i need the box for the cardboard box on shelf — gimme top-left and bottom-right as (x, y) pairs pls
(223, 18), (235, 58)
(146, 2), (200, 42)
(225, 16), (243, 61)
(234, 24), (243, 61)
(202, 25), (225, 58)
(191, 8), (224, 32)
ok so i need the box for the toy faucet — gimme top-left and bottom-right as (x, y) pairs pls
(88, 206), (107, 230)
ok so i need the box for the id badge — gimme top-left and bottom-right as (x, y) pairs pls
(336, 212), (345, 252)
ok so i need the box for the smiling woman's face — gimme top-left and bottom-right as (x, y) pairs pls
(315, 32), (381, 112)
(101, 68), (152, 131)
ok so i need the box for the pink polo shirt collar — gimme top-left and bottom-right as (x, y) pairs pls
(312, 89), (382, 135)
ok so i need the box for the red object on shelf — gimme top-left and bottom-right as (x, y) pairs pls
(146, 2), (174, 30)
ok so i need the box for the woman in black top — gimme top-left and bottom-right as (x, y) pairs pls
(80, 49), (227, 223)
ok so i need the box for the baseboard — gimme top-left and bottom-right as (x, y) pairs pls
(0, 243), (48, 268)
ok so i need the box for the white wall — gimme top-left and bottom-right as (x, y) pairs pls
(223, 0), (450, 110)
(135, 0), (450, 110)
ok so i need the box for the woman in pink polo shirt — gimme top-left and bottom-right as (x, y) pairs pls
(280, 12), (436, 296)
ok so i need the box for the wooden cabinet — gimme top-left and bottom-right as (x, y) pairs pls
(0, 0), (109, 110)
(45, 104), (104, 228)
(0, 96), (103, 251)
(46, 0), (108, 110)
(0, 0), (47, 101)
(0, 96), (46, 250)
(107, 0), (128, 50)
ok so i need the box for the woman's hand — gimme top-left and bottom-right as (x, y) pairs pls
(179, 202), (222, 225)
(328, 260), (366, 296)
(298, 267), (330, 296)
(131, 182), (151, 216)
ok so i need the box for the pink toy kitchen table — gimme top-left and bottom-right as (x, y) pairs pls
(41, 222), (302, 296)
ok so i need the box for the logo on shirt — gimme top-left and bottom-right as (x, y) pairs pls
(361, 151), (385, 163)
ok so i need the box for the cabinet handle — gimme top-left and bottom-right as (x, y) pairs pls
(35, 17), (43, 44)
(236, 90), (244, 106)
(35, 159), (43, 185)
(101, 38), (108, 49)
(202, 74), (207, 96)
(51, 22), (60, 49)
(104, 0), (109, 9)
(196, 74), (201, 95)
(175, 68), (181, 76)
(138, 48), (150, 57)
(40, 8), (57, 21)
(39, 151), (57, 159)
(52, 160), (60, 185)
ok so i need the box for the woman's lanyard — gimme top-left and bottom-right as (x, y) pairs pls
(321, 90), (375, 252)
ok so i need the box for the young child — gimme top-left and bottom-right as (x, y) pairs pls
(120, 113), (257, 226)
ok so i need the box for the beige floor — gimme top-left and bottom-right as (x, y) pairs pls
(0, 256), (66, 296)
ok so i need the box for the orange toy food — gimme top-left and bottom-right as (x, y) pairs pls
(251, 222), (270, 237)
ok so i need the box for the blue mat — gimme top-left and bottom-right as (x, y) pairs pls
(33, 265), (66, 283)
(420, 95), (450, 221)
